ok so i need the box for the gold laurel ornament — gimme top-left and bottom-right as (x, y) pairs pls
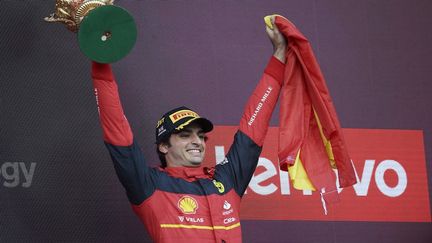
(44, 0), (114, 32)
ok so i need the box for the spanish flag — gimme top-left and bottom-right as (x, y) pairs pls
(265, 15), (357, 207)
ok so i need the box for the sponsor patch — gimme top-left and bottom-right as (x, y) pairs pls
(156, 117), (165, 128)
(157, 126), (166, 136)
(169, 110), (199, 123)
(178, 196), (198, 214)
(213, 180), (225, 194)
(178, 215), (204, 223)
(223, 200), (231, 210)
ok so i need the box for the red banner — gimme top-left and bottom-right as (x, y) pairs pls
(204, 126), (431, 222)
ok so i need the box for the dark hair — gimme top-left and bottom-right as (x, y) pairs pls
(156, 148), (168, 168)
(156, 140), (170, 168)
(156, 131), (179, 168)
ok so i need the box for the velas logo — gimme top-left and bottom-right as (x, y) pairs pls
(178, 196), (198, 214)
(169, 110), (199, 123)
(204, 126), (431, 222)
(178, 216), (204, 223)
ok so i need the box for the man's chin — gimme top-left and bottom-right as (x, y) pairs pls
(187, 159), (203, 167)
(190, 162), (202, 166)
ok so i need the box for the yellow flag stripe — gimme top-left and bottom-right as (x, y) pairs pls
(289, 150), (316, 191)
(287, 108), (339, 191)
(160, 222), (241, 231)
(313, 109), (337, 169)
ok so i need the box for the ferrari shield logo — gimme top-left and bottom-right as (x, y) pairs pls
(212, 180), (225, 194)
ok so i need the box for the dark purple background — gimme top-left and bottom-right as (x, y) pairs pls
(0, 0), (431, 242)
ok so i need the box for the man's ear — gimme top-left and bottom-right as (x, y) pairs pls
(158, 143), (169, 154)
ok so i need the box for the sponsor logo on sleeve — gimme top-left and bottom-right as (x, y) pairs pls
(248, 86), (273, 126)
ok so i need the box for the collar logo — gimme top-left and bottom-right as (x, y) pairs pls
(213, 180), (225, 194)
(178, 196), (198, 214)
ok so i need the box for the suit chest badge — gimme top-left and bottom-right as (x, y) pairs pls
(212, 180), (225, 194)
(178, 196), (198, 214)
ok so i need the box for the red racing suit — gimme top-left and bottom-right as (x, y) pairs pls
(91, 57), (284, 243)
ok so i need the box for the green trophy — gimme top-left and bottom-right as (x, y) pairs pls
(45, 0), (137, 63)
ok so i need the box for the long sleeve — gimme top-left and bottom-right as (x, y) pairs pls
(91, 62), (154, 205)
(239, 56), (284, 146)
(91, 62), (133, 146)
(218, 57), (284, 196)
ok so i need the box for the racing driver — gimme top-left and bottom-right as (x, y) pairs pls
(90, 16), (286, 243)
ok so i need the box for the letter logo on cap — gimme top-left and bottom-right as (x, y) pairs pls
(169, 110), (199, 123)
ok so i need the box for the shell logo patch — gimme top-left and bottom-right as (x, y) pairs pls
(178, 196), (198, 214)
(213, 180), (225, 194)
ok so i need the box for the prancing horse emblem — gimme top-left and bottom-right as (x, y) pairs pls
(212, 180), (225, 193)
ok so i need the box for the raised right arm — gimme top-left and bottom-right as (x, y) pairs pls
(91, 62), (154, 205)
(92, 62), (133, 146)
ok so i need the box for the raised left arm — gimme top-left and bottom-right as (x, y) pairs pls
(218, 16), (287, 196)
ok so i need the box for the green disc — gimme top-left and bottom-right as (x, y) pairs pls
(78, 5), (137, 63)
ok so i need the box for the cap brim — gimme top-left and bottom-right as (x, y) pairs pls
(187, 117), (213, 133)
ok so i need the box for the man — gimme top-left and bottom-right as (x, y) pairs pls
(91, 16), (286, 242)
